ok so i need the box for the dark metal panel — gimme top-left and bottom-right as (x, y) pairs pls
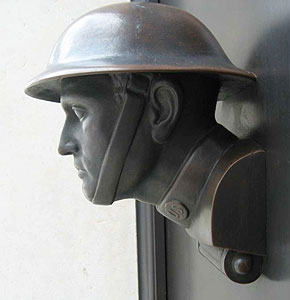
(161, 0), (290, 299)
(136, 202), (167, 300)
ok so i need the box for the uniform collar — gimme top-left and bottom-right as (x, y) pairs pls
(156, 124), (236, 228)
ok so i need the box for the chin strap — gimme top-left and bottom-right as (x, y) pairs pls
(92, 74), (150, 205)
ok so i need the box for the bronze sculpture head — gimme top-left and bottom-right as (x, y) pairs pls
(57, 72), (220, 205)
(25, 2), (265, 283)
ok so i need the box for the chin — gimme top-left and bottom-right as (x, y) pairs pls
(82, 182), (95, 202)
(81, 177), (115, 205)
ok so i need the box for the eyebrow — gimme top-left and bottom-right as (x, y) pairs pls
(72, 105), (87, 111)
(60, 95), (87, 109)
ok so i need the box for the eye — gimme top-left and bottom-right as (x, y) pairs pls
(72, 106), (87, 121)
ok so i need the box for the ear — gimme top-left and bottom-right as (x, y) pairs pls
(149, 79), (183, 144)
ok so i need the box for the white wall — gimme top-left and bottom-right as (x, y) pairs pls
(0, 1), (138, 299)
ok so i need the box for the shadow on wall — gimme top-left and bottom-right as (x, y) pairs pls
(218, 18), (290, 281)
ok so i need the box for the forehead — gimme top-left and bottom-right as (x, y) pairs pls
(60, 75), (114, 105)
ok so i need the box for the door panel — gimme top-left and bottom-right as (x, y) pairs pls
(161, 0), (290, 299)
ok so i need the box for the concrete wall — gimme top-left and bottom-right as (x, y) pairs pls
(0, 1), (138, 299)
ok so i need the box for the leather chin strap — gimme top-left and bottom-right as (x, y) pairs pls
(92, 75), (149, 205)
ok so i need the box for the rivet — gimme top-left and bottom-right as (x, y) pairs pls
(232, 253), (252, 275)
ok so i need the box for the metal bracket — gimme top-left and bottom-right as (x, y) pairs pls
(197, 242), (264, 284)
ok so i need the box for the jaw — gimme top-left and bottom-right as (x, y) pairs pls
(116, 118), (218, 206)
(81, 177), (96, 203)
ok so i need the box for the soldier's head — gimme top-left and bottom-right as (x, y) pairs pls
(25, 2), (254, 205)
(57, 72), (220, 203)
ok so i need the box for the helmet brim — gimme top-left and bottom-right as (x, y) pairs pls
(25, 63), (256, 102)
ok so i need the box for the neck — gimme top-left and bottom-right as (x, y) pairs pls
(117, 117), (229, 204)
(156, 124), (237, 226)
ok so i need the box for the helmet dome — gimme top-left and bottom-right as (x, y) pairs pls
(25, 2), (255, 102)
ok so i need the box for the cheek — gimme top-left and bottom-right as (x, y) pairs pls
(85, 105), (121, 140)
(81, 119), (103, 162)
(99, 103), (121, 133)
(82, 115), (112, 149)
(81, 111), (119, 168)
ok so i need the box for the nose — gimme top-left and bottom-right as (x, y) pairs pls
(58, 128), (79, 156)
(58, 140), (79, 156)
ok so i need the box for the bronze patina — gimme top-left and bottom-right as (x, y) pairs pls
(25, 2), (255, 101)
(25, 2), (265, 283)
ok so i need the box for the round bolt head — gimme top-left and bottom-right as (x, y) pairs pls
(224, 250), (264, 284)
(232, 253), (252, 275)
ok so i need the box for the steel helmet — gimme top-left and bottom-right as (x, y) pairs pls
(24, 2), (255, 102)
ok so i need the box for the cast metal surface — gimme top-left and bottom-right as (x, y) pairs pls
(136, 203), (167, 299)
(161, 0), (290, 299)
(198, 243), (263, 284)
(24, 2), (255, 102)
(25, 2), (266, 285)
(232, 253), (252, 275)
(224, 251), (264, 284)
